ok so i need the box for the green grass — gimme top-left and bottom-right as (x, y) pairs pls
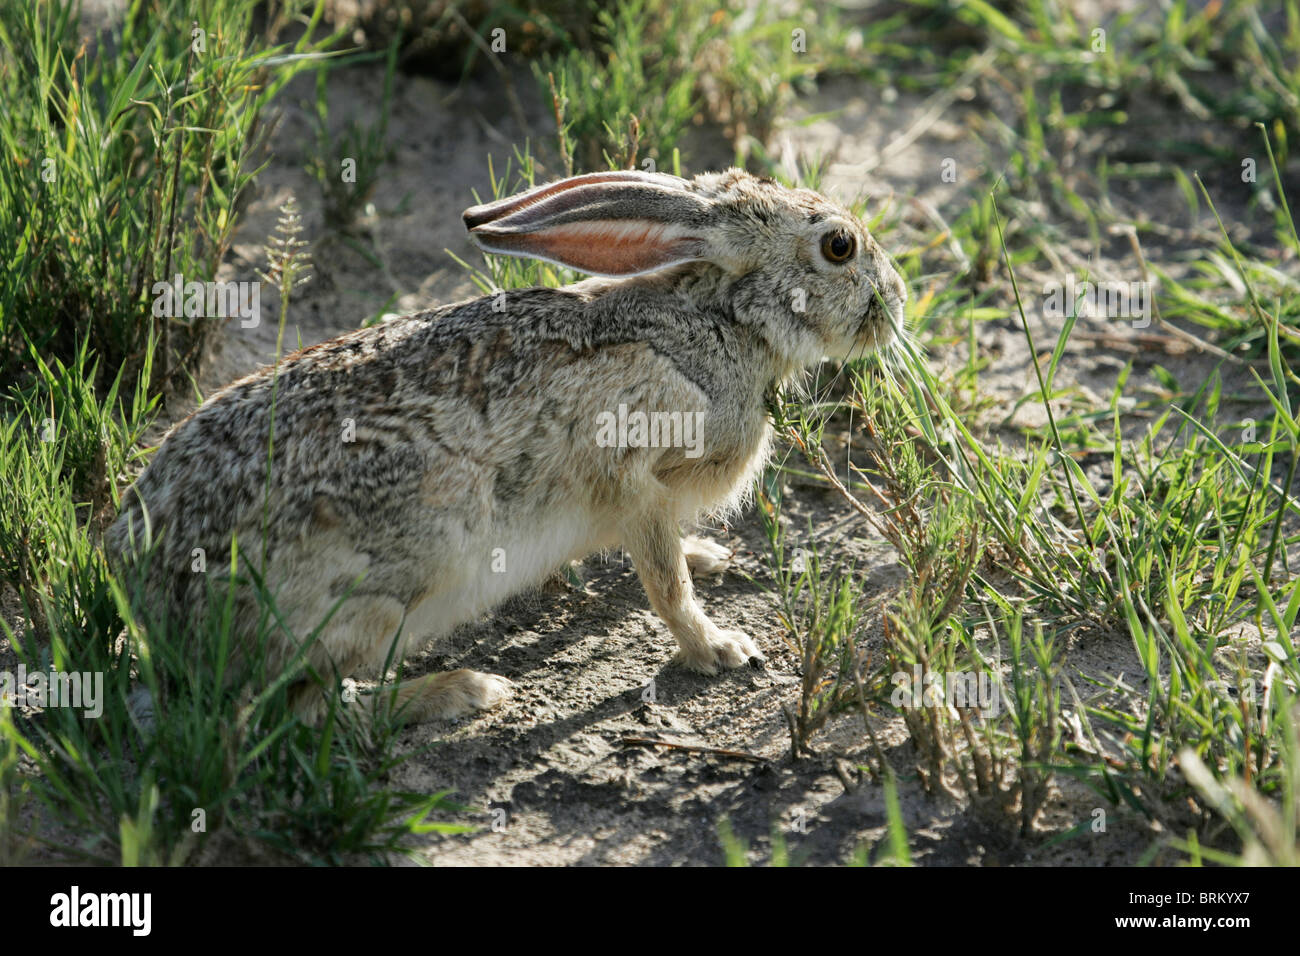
(754, 130), (1300, 865)
(0, 0), (341, 393)
(704, 0), (1300, 862)
(0, 0), (466, 866)
(536, 0), (836, 172)
(305, 33), (400, 228)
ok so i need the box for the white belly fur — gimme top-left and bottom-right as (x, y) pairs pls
(398, 509), (606, 654)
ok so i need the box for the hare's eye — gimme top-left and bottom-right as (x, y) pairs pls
(821, 232), (856, 264)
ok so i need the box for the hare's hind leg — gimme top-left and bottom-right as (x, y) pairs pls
(378, 670), (514, 724)
(283, 594), (514, 724)
(285, 655), (514, 727)
(682, 534), (733, 577)
(624, 508), (764, 673)
(280, 592), (409, 724)
(287, 665), (513, 727)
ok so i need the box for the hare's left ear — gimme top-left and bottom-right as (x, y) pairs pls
(462, 171), (714, 277)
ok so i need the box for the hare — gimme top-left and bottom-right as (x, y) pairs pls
(107, 168), (906, 724)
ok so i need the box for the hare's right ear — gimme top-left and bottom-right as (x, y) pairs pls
(462, 171), (714, 278)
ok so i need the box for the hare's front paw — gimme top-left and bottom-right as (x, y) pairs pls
(676, 629), (764, 674)
(683, 535), (733, 577)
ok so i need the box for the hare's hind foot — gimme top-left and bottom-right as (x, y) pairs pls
(287, 670), (513, 726)
(683, 535), (733, 577)
(383, 669), (515, 724)
(289, 671), (512, 728)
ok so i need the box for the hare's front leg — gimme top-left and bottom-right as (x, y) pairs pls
(623, 509), (763, 673)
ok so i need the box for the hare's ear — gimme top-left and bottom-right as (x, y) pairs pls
(463, 171), (713, 277)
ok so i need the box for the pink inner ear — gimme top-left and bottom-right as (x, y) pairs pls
(473, 220), (703, 276)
